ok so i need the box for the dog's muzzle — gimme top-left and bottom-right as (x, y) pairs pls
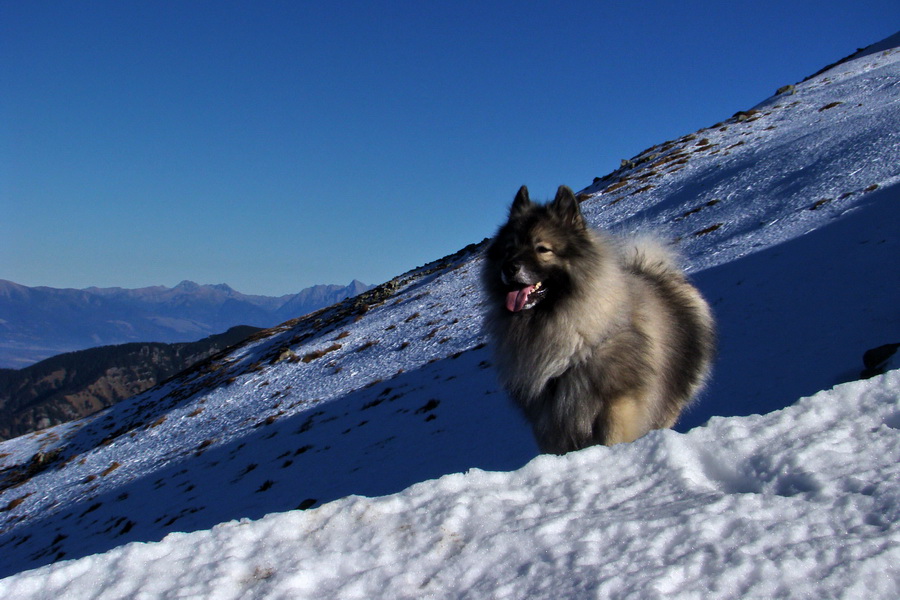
(505, 281), (545, 312)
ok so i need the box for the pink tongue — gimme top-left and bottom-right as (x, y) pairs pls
(506, 285), (535, 312)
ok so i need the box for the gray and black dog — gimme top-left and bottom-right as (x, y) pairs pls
(482, 185), (715, 453)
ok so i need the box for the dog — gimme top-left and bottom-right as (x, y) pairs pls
(482, 185), (715, 453)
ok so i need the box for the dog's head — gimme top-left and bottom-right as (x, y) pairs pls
(485, 185), (594, 313)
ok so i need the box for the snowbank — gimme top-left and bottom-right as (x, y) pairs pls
(2, 370), (898, 599)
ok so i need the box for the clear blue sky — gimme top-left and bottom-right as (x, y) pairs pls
(2, 1), (897, 296)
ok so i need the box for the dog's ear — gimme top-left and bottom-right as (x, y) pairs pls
(509, 185), (532, 217)
(551, 186), (584, 229)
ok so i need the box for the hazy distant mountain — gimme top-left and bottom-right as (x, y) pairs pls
(0, 325), (262, 440)
(0, 279), (371, 368)
(273, 280), (372, 323)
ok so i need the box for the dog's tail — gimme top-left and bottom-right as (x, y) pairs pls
(618, 235), (686, 280)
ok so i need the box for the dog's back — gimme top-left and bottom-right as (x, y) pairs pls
(617, 237), (716, 433)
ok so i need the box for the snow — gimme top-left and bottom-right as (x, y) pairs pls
(2, 372), (899, 599)
(0, 33), (898, 599)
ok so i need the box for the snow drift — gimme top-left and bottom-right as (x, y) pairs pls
(1, 371), (898, 599)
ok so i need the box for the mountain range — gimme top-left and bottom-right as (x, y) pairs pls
(0, 32), (898, 597)
(0, 279), (371, 369)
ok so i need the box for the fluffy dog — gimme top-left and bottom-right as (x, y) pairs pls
(482, 185), (715, 453)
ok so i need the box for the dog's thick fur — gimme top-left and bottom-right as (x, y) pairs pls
(482, 185), (715, 453)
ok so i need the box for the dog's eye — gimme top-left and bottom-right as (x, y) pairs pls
(535, 245), (553, 255)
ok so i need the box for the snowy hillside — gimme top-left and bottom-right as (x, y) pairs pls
(3, 371), (898, 599)
(0, 33), (898, 598)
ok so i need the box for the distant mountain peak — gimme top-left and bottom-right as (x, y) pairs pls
(174, 280), (201, 291)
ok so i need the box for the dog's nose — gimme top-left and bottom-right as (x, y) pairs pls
(502, 262), (520, 282)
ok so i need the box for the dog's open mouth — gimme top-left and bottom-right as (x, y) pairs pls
(506, 281), (546, 312)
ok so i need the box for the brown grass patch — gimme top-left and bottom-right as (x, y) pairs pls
(1, 493), (31, 512)
(604, 180), (629, 194)
(100, 462), (122, 477)
(302, 344), (342, 363)
(692, 223), (724, 237)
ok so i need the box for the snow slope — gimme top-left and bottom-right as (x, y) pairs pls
(2, 371), (899, 599)
(0, 33), (898, 598)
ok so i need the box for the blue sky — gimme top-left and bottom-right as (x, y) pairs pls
(2, 1), (897, 296)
